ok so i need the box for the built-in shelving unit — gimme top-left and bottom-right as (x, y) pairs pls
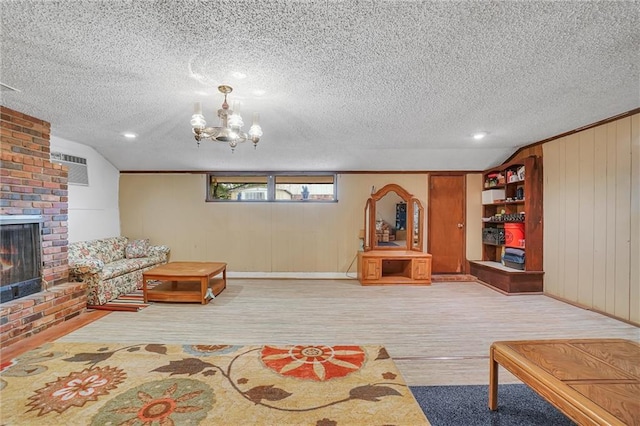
(470, 156), (543, 293)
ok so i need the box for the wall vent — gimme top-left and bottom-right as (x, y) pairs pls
(50, 152), (89, 186)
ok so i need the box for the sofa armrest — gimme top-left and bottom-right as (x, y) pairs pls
(69, 258), (105, 275)
(148, 245), (170, 260)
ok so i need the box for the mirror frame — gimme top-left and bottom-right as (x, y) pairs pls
(363, 198), (372, 251)
(364, 183), (424, 252)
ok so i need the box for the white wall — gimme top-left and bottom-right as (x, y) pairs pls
(50, 136), (120, 242)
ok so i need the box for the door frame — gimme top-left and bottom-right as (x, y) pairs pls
(427, 173), (467, 274)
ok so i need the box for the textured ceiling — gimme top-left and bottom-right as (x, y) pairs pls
(1, 1), (638, 172)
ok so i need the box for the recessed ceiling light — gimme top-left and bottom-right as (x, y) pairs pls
(122, 132), (137, 139)
(473, 132), (487, 140)
(253, 89), (266, 96)
(232, 72), (247, 79)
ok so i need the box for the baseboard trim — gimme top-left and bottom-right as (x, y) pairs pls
(226, 272), (357, 280)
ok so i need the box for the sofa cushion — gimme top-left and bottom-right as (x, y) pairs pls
(68, 236), (128, 264)
(100, 257), (162, 280)
(125, 239), (150, 258)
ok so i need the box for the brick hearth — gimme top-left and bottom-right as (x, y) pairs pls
(1, 106), (86, 347)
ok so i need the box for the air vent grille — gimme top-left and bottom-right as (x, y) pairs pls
(50, 152), (89, 185)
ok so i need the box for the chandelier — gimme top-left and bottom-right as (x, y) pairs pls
(190, 85), (263, 152)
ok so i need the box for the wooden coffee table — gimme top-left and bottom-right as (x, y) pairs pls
(142, 262), (226, 304)
(489, 338), (640, 425)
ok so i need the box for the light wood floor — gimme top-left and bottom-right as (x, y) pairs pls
(56, 279), (639, 386)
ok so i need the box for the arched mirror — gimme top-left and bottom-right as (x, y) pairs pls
(363, 199), (372, 251)
(411, 198), (424, 251)
(364, 184), (423, 252)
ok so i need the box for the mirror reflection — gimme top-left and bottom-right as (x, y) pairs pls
(374, 190), (406, 248)
(364, 184), (423, 252)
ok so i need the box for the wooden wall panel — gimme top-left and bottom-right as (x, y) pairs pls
(591, 125), (608, 311)
(543, 113), (638, 325)
(630, 114), (640, 324)
(563, 134), (580, 301)
(465, 174), (482, 262)
(614, 118), (631, 319)
(605, 122), (619, 313)
(577, 129), (595, 306)
(543, 142), (560, 296)
(119, 173), (429, 275)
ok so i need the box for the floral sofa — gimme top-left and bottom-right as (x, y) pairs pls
(68, 236), (170, 306)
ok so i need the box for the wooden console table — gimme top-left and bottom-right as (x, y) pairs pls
(142, 262), (226, 304)
(490, 339), (640, 425)
(357, 250), (432, 285)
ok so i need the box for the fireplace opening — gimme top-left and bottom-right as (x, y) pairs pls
(0, 216), (43, 303)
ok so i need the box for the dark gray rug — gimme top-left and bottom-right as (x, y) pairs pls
(410, 384), (576, 425)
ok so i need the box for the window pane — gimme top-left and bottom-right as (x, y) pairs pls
(209, 175), (268, 201)
(274, 175), (335, 201)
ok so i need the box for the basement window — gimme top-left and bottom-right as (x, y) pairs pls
(206, 173), (337, 202)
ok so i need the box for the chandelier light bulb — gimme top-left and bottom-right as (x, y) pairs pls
(249, 113), (263, 147)
(228, 112), (243, 132)
(190, 114), (206, 129)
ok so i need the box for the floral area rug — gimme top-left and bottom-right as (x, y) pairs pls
(0, 342), (429, 425)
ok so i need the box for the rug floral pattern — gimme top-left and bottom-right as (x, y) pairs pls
(0, 342), (429, 425)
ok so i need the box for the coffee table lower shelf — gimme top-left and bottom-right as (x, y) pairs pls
(143, 261), (227, 304)
(146, 278), (226, 303)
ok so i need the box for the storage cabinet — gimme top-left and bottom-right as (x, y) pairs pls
(358, 251), (432, 285)
(361, 257), (381, 280)
(470, 156), (543, 293)
(412, 258), (431, 280)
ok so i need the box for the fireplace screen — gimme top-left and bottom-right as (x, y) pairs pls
(0, 223), (42, 303)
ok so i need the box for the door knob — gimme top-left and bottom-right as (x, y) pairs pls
(457, 223), (464, 228)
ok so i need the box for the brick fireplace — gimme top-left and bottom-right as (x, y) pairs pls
(1, 106), (86, 347)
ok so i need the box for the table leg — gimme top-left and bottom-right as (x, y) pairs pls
(222, 266), (227, 290)
(201, 276), (208, 304)
(489, 346), (499, 410)
(142, 276), (148, 303)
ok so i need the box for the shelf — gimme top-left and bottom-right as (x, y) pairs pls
(469, 261), (543, 293)
(483, 221), (525, 224)
(478, 156), (543, 292)
(488, 200), (525, 205)
(472, 261), (525, 273)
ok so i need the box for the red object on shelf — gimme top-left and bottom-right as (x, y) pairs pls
(504, 223), (524, 248)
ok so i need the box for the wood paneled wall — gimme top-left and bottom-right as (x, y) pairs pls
(119, 174), (430, 274)
(466, 173), (483, 262)
(543, 113), (640, 325)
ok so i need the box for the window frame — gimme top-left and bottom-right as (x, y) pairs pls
(205, 172), (338, 203)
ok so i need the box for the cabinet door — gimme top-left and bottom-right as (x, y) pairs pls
(412, 258), (431, 280)
(363, 258), (380, 280)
